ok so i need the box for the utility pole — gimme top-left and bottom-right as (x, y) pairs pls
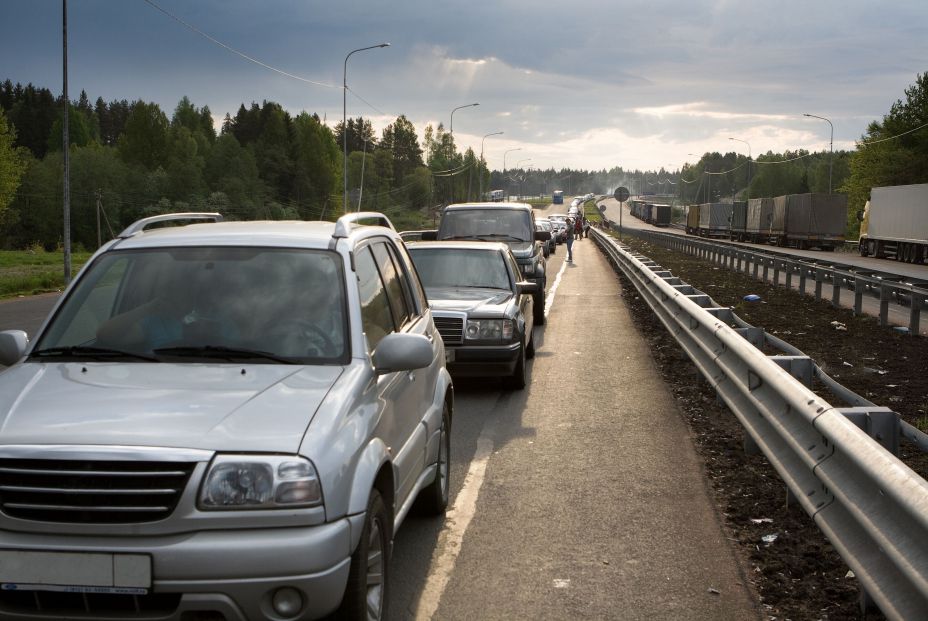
(62, 0), (72, 283)
(95, 190), (102, 248)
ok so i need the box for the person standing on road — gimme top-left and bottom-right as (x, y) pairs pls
(565, 217), (575, 262)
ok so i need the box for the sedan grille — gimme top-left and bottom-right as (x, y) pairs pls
(0, 458), (196, 524)
(433, 315), (464, 345)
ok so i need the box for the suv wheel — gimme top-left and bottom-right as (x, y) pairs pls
(418, 405), (451, 514)
(338, 489), (390, 620)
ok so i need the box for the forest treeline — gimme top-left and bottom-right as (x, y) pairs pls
(0, 72), (926, 250)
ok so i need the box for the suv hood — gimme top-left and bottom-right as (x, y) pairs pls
(427, 287), (512, 313)
(0, 363), (343, 453)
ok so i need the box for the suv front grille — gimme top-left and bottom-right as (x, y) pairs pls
(433, 316), (464, 345)
(0, 458), (196, 524)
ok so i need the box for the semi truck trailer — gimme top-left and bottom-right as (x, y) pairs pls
(858, 183), (928, 264)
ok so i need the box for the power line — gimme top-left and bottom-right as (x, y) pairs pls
(858, 119), (928, 146)
(141, 0), (337, 89)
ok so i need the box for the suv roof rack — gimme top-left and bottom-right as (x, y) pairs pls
(332, 212), (395, 239)
(118, 213), (224, 238)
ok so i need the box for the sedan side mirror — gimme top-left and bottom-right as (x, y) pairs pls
(420, 230), (438, 241)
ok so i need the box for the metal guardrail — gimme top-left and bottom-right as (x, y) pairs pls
(590, 227), (928, 620)
(618, 227), (928, 335)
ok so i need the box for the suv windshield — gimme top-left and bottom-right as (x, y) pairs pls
(440, 209), (531, 242)
(33, 247), (348, 364)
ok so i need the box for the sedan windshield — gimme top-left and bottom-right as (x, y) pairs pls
(33, 247), (348, 364)
(408, 247), (512, 291)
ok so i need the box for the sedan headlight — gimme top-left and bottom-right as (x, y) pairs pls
(199, 455), (322, 510)
(465, 318), (514, 340)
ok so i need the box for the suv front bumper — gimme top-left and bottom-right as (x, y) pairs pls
(0, 518), (356, 621)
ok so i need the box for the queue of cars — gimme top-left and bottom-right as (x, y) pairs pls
(0, 204), (551, 621)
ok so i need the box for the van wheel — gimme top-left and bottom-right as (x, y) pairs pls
(338, 490), (390, 621)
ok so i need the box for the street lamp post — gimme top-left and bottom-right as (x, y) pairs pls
(448, 102), (479, 204)
(479, 131), (503, 201)
(803, 113), (834, 194)
(343, 43), (389, 216)
(728, 137), (752, 197)
(503, 148), (521, 200)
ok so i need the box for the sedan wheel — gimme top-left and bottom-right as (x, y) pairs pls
(504, 341), (527, 390)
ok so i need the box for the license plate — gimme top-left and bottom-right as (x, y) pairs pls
(445, 349), (455, 363)
(0, 551), (151, 593)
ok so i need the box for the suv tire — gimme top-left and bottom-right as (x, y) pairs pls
(338, 489), (390, 621)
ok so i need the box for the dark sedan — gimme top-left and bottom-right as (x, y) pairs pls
(407, 241), (537, 389)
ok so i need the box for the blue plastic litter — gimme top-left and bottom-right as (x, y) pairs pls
(743, 294), (762, 302)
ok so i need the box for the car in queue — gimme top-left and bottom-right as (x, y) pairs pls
(423, 202), (549, 325)
(0, 211), (453, 621)
(535, 218), (557, 256)
(407, 241), (537, 390)
(548, 214), (569, 243)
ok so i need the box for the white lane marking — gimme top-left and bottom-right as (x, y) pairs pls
(544, 258), (570, 318)
(413, 430), (495, 620)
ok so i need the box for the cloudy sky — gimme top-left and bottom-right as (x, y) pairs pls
(3, 0), (926, 172)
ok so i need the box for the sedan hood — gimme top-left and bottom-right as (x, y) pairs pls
(0, 362), (343, 453)
(427, 287), (513, 313)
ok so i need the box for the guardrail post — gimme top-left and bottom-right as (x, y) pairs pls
(762, 258), (770, 283)
(773, 260), (781, 288)
(785, 261), (794, 290)
(813, 268), (824, 301)
(854, 277), (865, 315)
(835, 406), (900, 455)
(799, 265), (808, 295)
(879, 284), (892, 327)
(831, 277), (842, 308)
(910, 292), (922, 335)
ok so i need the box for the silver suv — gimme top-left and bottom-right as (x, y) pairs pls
(0, 212), (453, 621)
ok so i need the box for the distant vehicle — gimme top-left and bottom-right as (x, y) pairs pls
(0, 211), (453, 621)
(553, 190), (564, 204)
(428, 202), (549, 324)
(488, 189), (506, 202)
(858, 183), (928, 263)
(548, 214), (568, 243)
(685, 194), (847, 249)
(407, 241), (537, 390)
(535, 218), (557, 255)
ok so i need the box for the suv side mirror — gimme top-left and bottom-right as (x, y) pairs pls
(534, 231), (551, 242)
(372, 332), (434, 374)
(856, 210), (864, 222)
(0, 330), (29, 366)
(516, 281), (539, 295)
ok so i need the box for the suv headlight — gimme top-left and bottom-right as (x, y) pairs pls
(465, 319), (513, 340)
(199, 455), (322, 510)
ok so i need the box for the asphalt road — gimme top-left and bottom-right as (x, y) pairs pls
(0, 213), (762, 620)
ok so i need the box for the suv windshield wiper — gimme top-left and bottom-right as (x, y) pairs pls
(153, 345), (298, 364)
(30, 346), (160, 362)
(472, 234), (527, 242)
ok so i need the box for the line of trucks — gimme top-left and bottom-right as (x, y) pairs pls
(670, 184), (926, 264)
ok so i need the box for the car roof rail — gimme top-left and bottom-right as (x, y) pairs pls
(118, 213), (224, 238)
(332, 211), (396, 239)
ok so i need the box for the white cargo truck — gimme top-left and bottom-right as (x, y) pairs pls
(858, 183), (928, 264)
